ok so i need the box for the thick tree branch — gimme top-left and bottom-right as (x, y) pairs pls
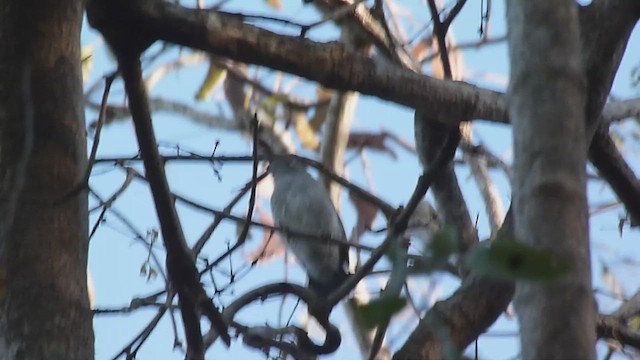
(508, 0), (594, 358)
(203, 283), (341, 355)
(589, 126), (640, 226)
(84, 0), (637, 130)
(581, 0), (640, 228)
(85, 0), (640, 358)
(397, 0), (640, 357)
(393, 211), (515, 359)
(580, 0), (640, 136)
(0, 46), (32, 245)
(0, 1), (94, 357)
(597, 289), (640, 351)
(87, 3), (231, 355)
(117, 52), (230, 355)
(86, 0), (508, 125)
(417, 0), (478, 257)
(597, 315), (640, 351)
(601, 97), (640, 125)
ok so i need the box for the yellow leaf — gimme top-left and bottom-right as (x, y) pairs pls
(81, 46), (94, 85)
(195, 61), (227, 101)
(309, 87), (333, 131)
(293, 110), (320, 150)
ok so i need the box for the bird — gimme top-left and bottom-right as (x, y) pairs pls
(269, 156), (349, 296)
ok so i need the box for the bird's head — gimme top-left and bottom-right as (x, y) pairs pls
(268, 155), (308, 179)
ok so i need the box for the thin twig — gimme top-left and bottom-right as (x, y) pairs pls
(88, 169), (135, 240)
(234, 114), (260, 251)
(89, 188), (168, 282)
(327, 130), (461, 307)
(192, 171), (270, 255)
(300, 0), (367, 37)
(117, 50), (230, 352)
(422, 34), (506, 62)
(86, 72), (118, 184)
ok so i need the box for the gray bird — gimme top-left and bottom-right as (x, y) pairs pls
(269, 156), (349, 296)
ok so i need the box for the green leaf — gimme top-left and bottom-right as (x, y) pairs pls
(428, 226), (457, 263)
(412, 226), (457, 273)
(355, 297), (406, 329)
(464, 241), (570, 281)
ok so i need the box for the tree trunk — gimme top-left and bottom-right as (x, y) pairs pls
(0, 1), (94, 358)
(507, 0), (595, 358)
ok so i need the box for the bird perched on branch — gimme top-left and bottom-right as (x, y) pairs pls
(269, 156), (349, 296)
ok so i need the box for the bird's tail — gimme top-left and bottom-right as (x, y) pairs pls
(307, 270), (349, 296)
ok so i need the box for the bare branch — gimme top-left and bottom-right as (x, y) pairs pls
(203, 283), (342, 355)
(589, 126), (640, 226)
(601, 98), (640, 125)
(597, 315), (640, 351)
(460, 124), (505, 236)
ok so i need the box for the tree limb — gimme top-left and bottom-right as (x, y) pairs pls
(588, 126), (640, 226)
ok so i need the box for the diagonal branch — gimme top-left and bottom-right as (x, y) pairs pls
(419, 0), (478, 256)
(117, 52), (230, 355)
(204, 283), (341, 355)
(86, 2), (233, 353)
(84, 0), (636, 130)
(87, 0), (508, 125)
(588, 126), (640, 226)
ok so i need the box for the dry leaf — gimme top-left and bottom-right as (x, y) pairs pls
(347, 131), (397, 158)
(411, 38), (432, 61)
(265, 0), (282, 10)
(223, 63), (248, 114)
(349, 189), (379, 238)
(602, 263), (625, 299)
(245, 209), (285, 264)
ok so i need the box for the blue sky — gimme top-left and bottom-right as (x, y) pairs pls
(83, 1), (640, 359)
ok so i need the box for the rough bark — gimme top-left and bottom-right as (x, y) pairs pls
(393, 1), (636, 357)
(0, 4), (33, 243)
(415, 116), (478, 253)
(82, 0), (639, 129)
(0, 0), (94, 359)
(85, 0), (509, 125)
(83, 0), (640, 358)
(507, 1), (595, 359)
(393, 211), (515, 359)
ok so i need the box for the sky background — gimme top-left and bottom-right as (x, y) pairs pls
(82, 1), (640, 359)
